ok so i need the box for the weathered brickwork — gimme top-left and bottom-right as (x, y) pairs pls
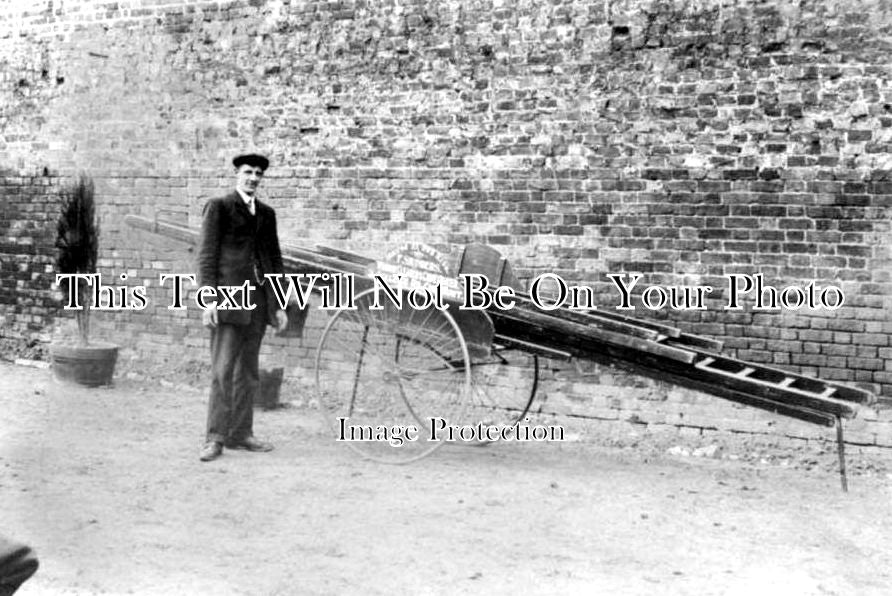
(0, 173), (64, 356)
(2, 0), (892, 447)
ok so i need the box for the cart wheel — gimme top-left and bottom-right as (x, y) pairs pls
(464, 346), (539, 431)
(315, 288), (472, 463)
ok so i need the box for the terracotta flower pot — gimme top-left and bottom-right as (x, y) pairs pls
(49, 341), (119, 387)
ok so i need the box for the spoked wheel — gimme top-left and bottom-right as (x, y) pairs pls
(462, 346), (539, 441)
(315, 288), (472, 463)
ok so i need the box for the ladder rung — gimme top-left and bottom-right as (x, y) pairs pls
(818, 387), (838, 399)
(736, 366), (755, 379)
(695, 358), (755, 380)
(696, 356), (715, 369)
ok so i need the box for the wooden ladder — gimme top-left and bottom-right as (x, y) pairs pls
(695, 356), (853, 491)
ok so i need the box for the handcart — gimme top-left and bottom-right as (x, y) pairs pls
(126, 215), (875, 488)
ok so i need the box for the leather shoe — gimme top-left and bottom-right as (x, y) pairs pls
(199, 441), (222, 462)
(224, 436), (273, 452)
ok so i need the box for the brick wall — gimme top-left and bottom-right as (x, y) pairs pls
(0, 172), (63, 357)
(2, 0), (891, 448)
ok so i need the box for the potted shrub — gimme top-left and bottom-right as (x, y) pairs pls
(49, 174), (119, 386)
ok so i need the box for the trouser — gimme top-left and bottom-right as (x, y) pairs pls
(0, 537), (38, 596)
(205, 299), (268, 444)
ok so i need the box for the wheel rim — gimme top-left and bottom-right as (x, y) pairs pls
(315, 288), (472, 463)
(464, 347), (539, 432)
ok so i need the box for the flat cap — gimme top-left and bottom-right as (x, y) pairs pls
(232, 153), (270, 171)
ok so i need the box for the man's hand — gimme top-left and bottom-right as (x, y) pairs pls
(274, 309), (288, 334)
(202, 305), (218, 329)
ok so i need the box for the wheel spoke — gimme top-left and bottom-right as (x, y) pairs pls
(463, 349), (539, 430)
(315, 288), (471, 463)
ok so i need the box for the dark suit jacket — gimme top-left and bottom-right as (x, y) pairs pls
(198, 191), (285, 326)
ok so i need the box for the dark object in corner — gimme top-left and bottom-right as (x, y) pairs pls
(0, 537), (38, 596)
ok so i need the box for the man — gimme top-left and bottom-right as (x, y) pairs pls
(197, 153), (288, 462)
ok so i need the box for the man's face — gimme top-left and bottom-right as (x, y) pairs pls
(235, 164), (264, 196)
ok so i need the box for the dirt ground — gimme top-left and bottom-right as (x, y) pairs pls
(1, 360), (891, 596)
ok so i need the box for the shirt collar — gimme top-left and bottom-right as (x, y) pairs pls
(236, 188), (255, 206)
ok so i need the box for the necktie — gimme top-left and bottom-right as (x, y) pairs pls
(247, 198), (255, 216)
